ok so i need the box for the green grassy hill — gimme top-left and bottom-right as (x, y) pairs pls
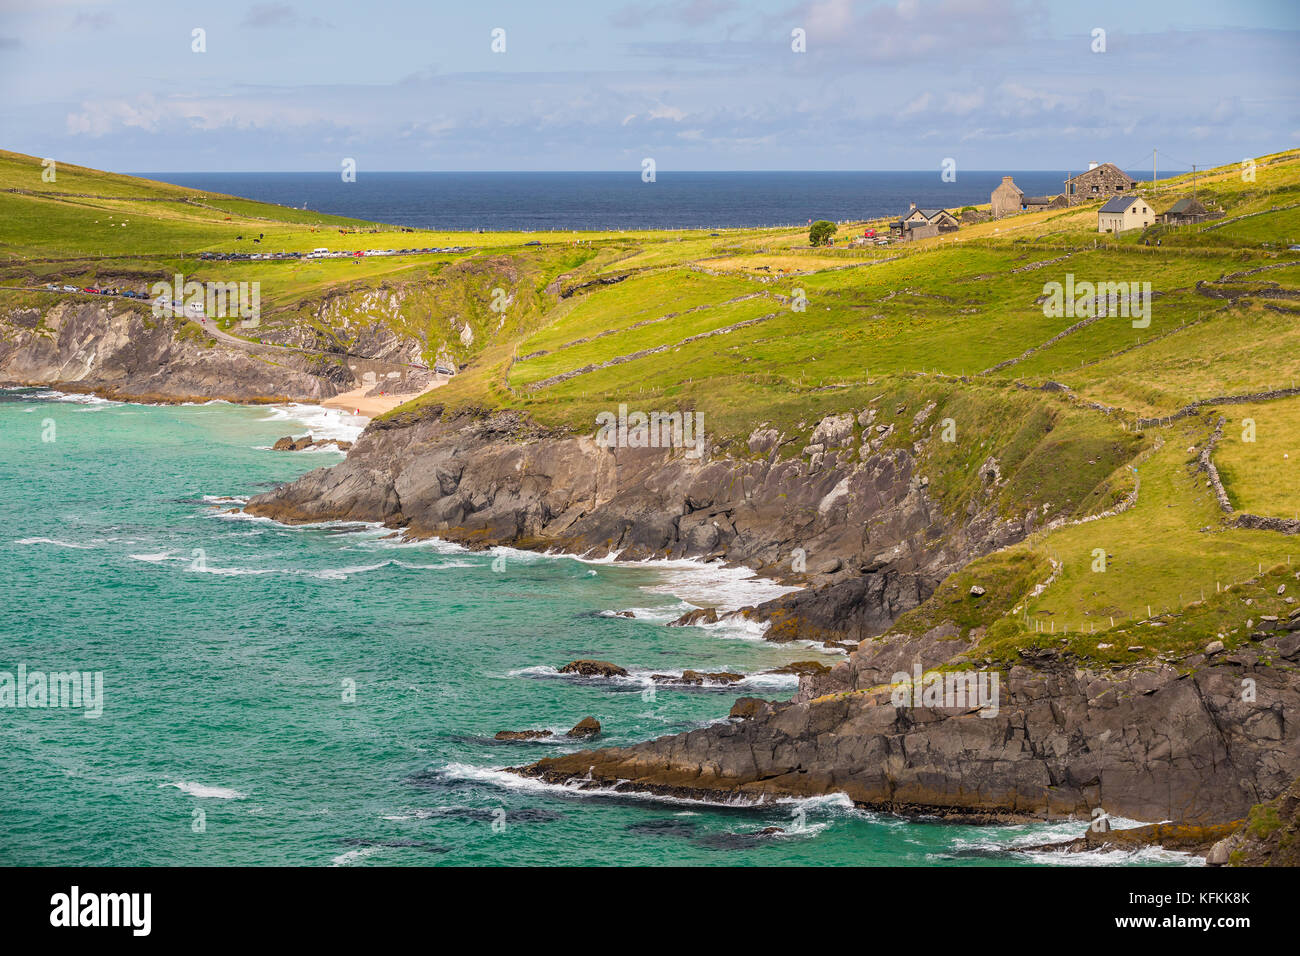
(3, 146), (1299, 664)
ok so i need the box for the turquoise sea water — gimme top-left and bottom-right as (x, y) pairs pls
(0, 390), (1193, 866)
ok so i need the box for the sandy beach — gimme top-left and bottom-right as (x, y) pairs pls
(321, 378), (447, 419)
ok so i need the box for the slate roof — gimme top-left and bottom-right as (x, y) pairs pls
(1099, 196), (1139, 213)
(1065, 162), (1138, 185)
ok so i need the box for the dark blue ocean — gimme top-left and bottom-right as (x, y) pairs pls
(136, 171), (1098, 231)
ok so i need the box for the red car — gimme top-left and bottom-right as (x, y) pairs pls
(863, 229), (876, 238)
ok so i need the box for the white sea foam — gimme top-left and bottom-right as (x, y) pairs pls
(440, 762), (773, 808)
(599, 603), (694, 624)
(445, 763), (872, 824)
(330, 846), (384, 867)
(509, 662), (798, 691)
(352, 535), (470, 555)
(201, 494), (248, 505)
(638, 560), (799, 613)
(31, 389), (122, 407)
(942, 813), (1202, 865)
(259, 403), (367, 443)
(1016, 845), (1204, 867)
(693, 615), (774, 642)
(562, 552), (798, 614)
(129, 552), (473, 580)
(14, 537), (94, 549)
(163, 781), (246, 799)
(128, 551), (174, 563)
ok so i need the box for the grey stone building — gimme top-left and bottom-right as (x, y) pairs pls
(990, 176), (1023, 218)
(1065, 162), (1138, 205)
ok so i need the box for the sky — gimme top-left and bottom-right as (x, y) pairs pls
(0, 0), (1297, 173)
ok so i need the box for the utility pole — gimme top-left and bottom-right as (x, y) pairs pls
(1153, 148), (1157, 189)
(1193, 164), (1197, 199)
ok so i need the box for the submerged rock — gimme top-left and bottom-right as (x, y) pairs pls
(494, 729), (554, 741)
(566, 716), (601, 738)
(558, 660), (628, 678)
(1017, 821), (1241, 857)
(652, 670), (744, 686)
(763, 660), (832, 677)
(669, 607), (719, 627)
(272, 434), (353, 452)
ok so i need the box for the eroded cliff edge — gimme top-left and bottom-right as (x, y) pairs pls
(244, 405), (1037, 637)
(0, 300), (339, 403)
(243, 404), (1299, 827)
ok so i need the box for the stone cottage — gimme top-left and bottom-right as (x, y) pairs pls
(1066, 162), (1138, 205)
(991, 176), (1023, 218)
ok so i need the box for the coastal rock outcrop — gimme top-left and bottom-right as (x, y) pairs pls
(651, 670), (744, 686)
(245, 407), (1299, 834)
(246, 409), (1031, 638)
(558, 660), (628, 678)
(566, 716), (601, 739)
(512, 630), (1300, 825)
(1205, 775), (1300, 866)
(0, 301), (338, 403)
(272, 434), (353, 452)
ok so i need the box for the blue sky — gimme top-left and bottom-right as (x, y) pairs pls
(1, 0), (1296, 172)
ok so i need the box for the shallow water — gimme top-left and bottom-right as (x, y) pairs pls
(0, 389), (1193, 866)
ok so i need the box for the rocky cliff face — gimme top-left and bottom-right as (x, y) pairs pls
(245, 408), (1030, 625)
(244, 406), (1299, 830)
(0, 301), (338, 403)
(516, 628), (1300, 826)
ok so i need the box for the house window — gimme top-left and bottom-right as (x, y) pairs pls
(1091, 185), (1099, 193)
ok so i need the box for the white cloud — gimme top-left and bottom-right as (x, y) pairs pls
(648, 104), (687, 121)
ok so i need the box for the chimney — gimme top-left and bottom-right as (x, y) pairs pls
(909, 202), (916, 212)
(1002, 176), (1014, 183)
(1088, 161), (1099, 170)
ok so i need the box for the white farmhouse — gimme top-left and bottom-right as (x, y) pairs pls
(1098, 196), (1154, 234)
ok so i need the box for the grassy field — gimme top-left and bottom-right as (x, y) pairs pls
(3, 145), (1300, 660)
(1215, 396), (1300, 518)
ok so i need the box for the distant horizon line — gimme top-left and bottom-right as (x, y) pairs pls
(133, 168), (1142, 175)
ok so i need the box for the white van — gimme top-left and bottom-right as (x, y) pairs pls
(309, 247), (329, 258)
